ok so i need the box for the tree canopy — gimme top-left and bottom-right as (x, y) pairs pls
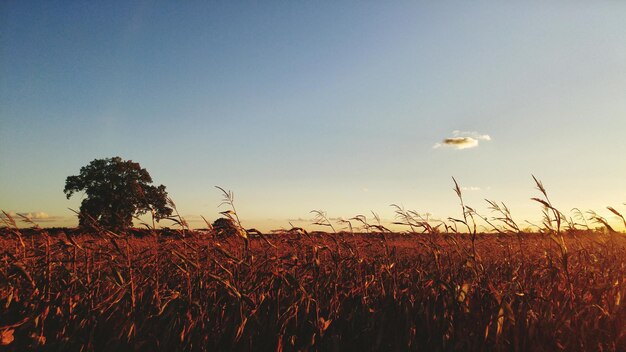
(64, 157), (173, 230)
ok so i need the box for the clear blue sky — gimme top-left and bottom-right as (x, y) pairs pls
(1, 1), (625, 230)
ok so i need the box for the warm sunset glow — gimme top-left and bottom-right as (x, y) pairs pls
(1, 4), (625, 351)
(1, 2), (625, 229)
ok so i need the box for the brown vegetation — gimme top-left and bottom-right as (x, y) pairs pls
(1, 180), (625, 351)
(1, 229), (624, 350)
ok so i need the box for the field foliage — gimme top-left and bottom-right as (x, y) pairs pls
(1, 181), (625, 351)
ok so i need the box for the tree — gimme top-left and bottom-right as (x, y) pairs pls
(212, 217), (239, 237)
(64, 157), (173, 230)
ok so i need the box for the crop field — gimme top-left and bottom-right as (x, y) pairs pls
(4, 2), (626, 351)
(1, 220), (625, 351)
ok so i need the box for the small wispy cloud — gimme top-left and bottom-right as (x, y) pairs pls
(433, 130), (492, 150)
(461, 186), (482, 191)
(287, 217), (313, 223)
(2, 211), (63, 223)
(452, 130), (491, 141)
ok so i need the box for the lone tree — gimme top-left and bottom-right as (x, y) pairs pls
(64, 157), (173, 230)
(212, 217), (240, 237)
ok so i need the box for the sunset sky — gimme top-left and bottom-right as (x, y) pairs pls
(1, 2), (625, 231)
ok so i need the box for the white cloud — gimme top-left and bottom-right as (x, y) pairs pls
(1, 211), (63, 223)
(3, 211), (50, 220)
(23, 212), (50, 220)
(461, 186), (481, 191)
(434, 130), (492, 150)
(452, 130), (491, 141)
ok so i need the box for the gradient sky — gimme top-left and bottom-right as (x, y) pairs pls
(2, 2), (625, 231)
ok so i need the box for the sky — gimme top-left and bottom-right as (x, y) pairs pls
(1, 1), (626, 231)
